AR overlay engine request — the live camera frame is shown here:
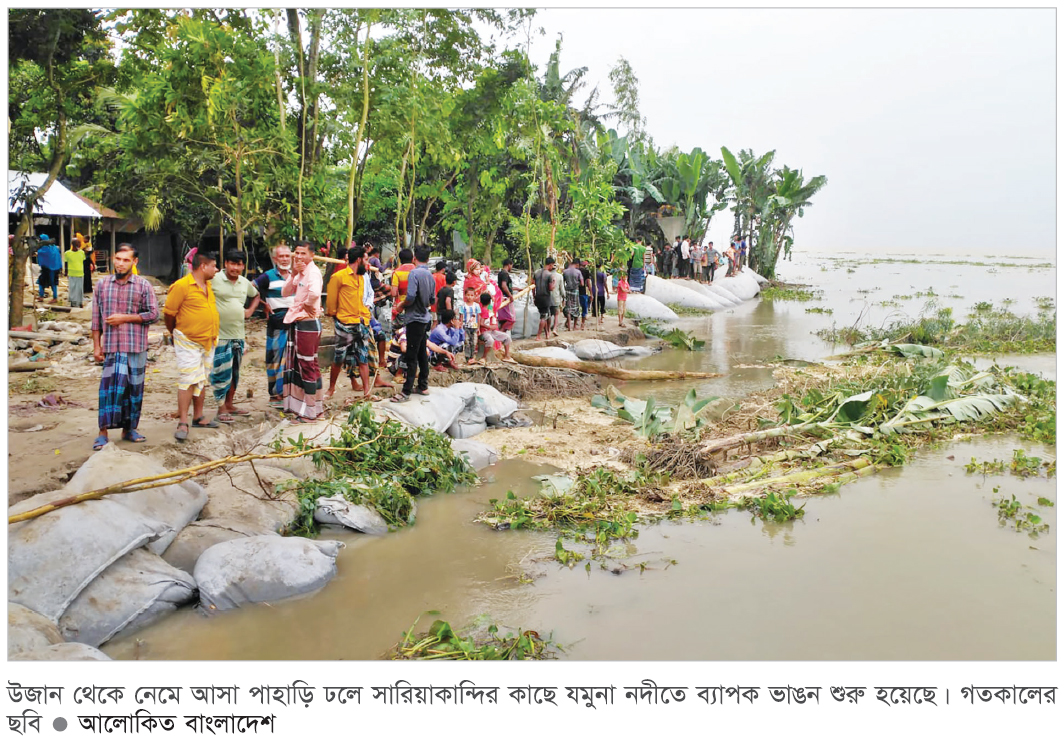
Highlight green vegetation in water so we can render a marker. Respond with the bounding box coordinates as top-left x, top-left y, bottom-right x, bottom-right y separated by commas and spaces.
816, 302, 1055, 354
593, 385, 716, 438
639, 321, 706, 350
964, 449, 1055, 479
737, 489, 806, 522
389, 614, 557, 660
993, 495, 1051, 538
278, 405, 476, 537
665, 303, 712, 317
759, 284, 823, 302
805, 307, 833, 315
